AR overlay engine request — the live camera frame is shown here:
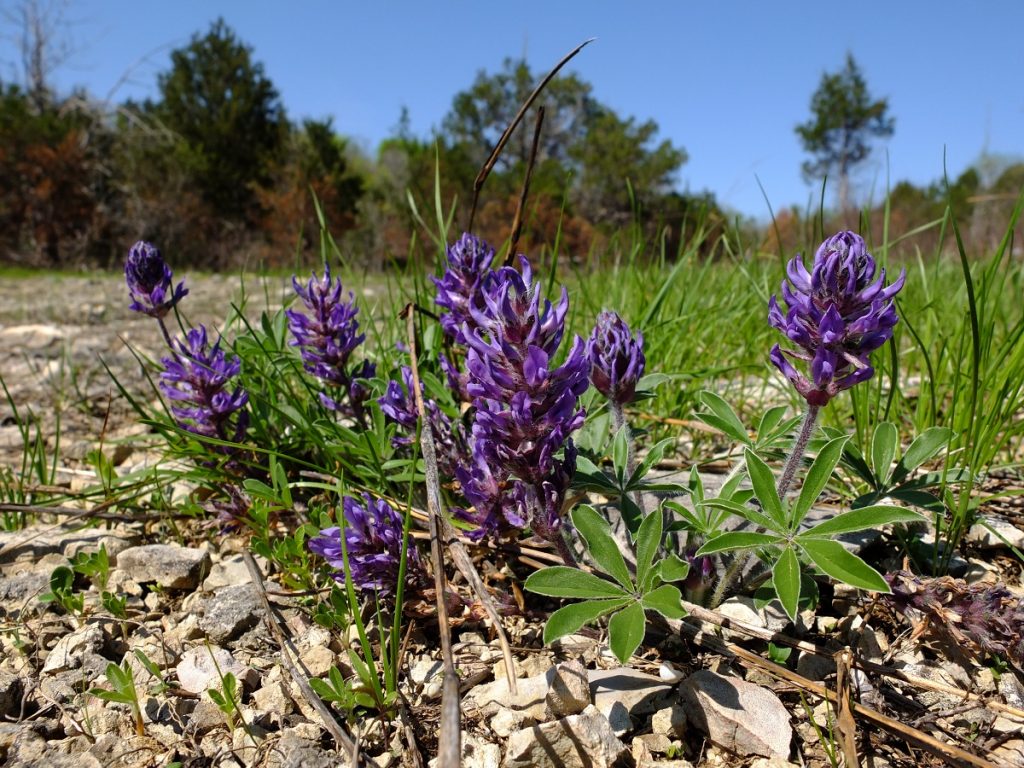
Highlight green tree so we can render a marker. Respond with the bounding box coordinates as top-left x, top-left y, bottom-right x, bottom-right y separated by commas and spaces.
796, 53, 894, 215
151, 18, 287, 222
